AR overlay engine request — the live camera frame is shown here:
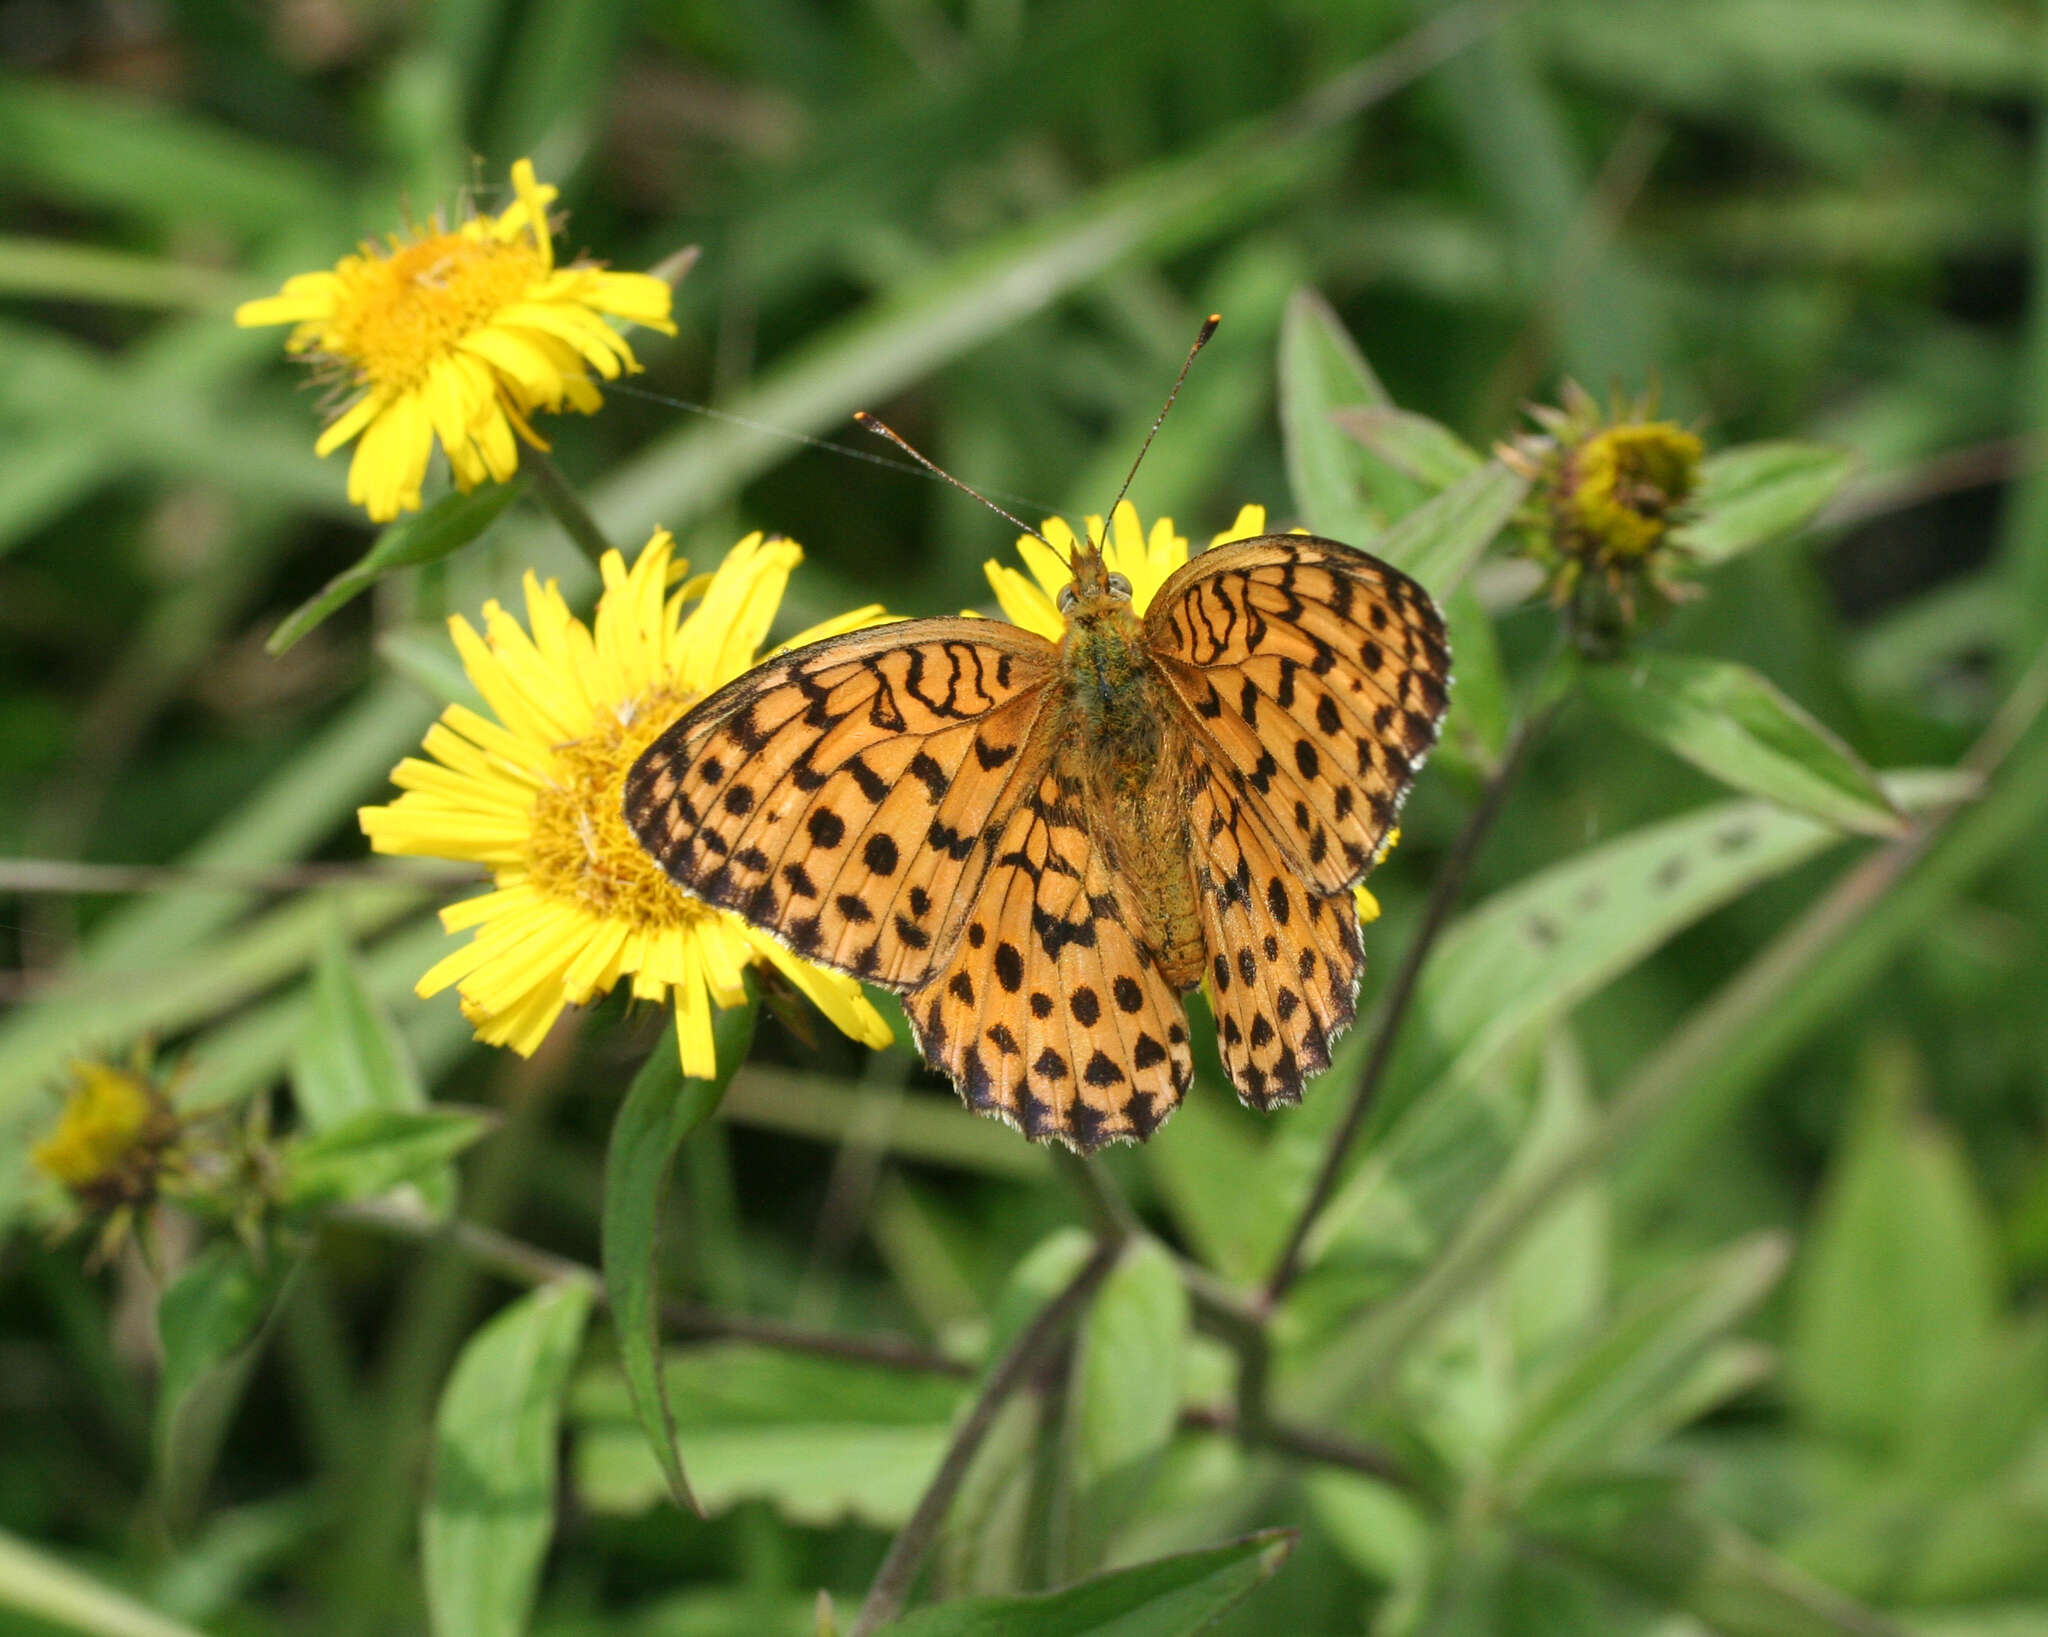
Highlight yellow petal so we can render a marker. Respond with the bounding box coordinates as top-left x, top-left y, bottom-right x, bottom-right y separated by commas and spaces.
983, 562, 1064, 640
